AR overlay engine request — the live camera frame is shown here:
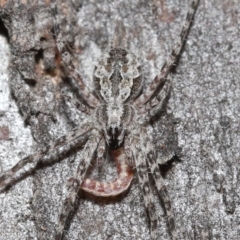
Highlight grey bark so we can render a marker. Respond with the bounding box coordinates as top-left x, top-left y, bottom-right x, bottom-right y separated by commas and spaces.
0, 0, 239, 239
